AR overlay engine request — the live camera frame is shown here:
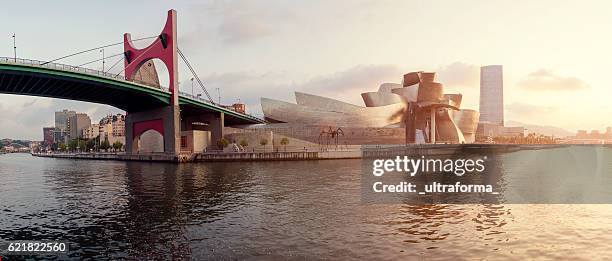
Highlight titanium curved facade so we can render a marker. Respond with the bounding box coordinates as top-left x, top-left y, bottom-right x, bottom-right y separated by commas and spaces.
361, 83, 403, 107
295, 92, 361, 112
255, 70, 480, 145
438, 109, 466, 143
453, 109, 480, 143
261, 95, 403, 128
238, 123, 406, 145
390, 85, 419, 103
363, 71, 477, 144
